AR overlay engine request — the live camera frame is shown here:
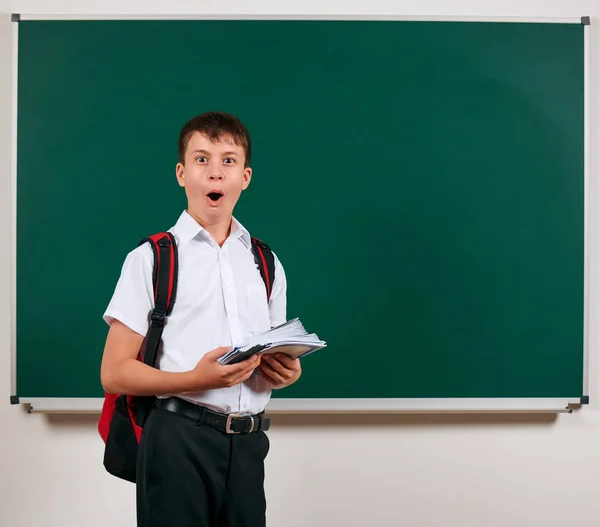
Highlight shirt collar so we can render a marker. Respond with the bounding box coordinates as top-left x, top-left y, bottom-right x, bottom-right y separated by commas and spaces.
230, 216, 252, 248
171, 210, 251, 248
